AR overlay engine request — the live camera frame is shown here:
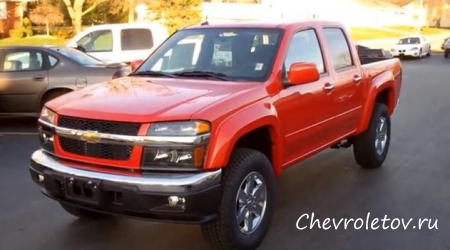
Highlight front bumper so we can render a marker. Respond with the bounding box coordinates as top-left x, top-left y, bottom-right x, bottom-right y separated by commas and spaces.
29, 149, 222, 223
391, 50, 420, 57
